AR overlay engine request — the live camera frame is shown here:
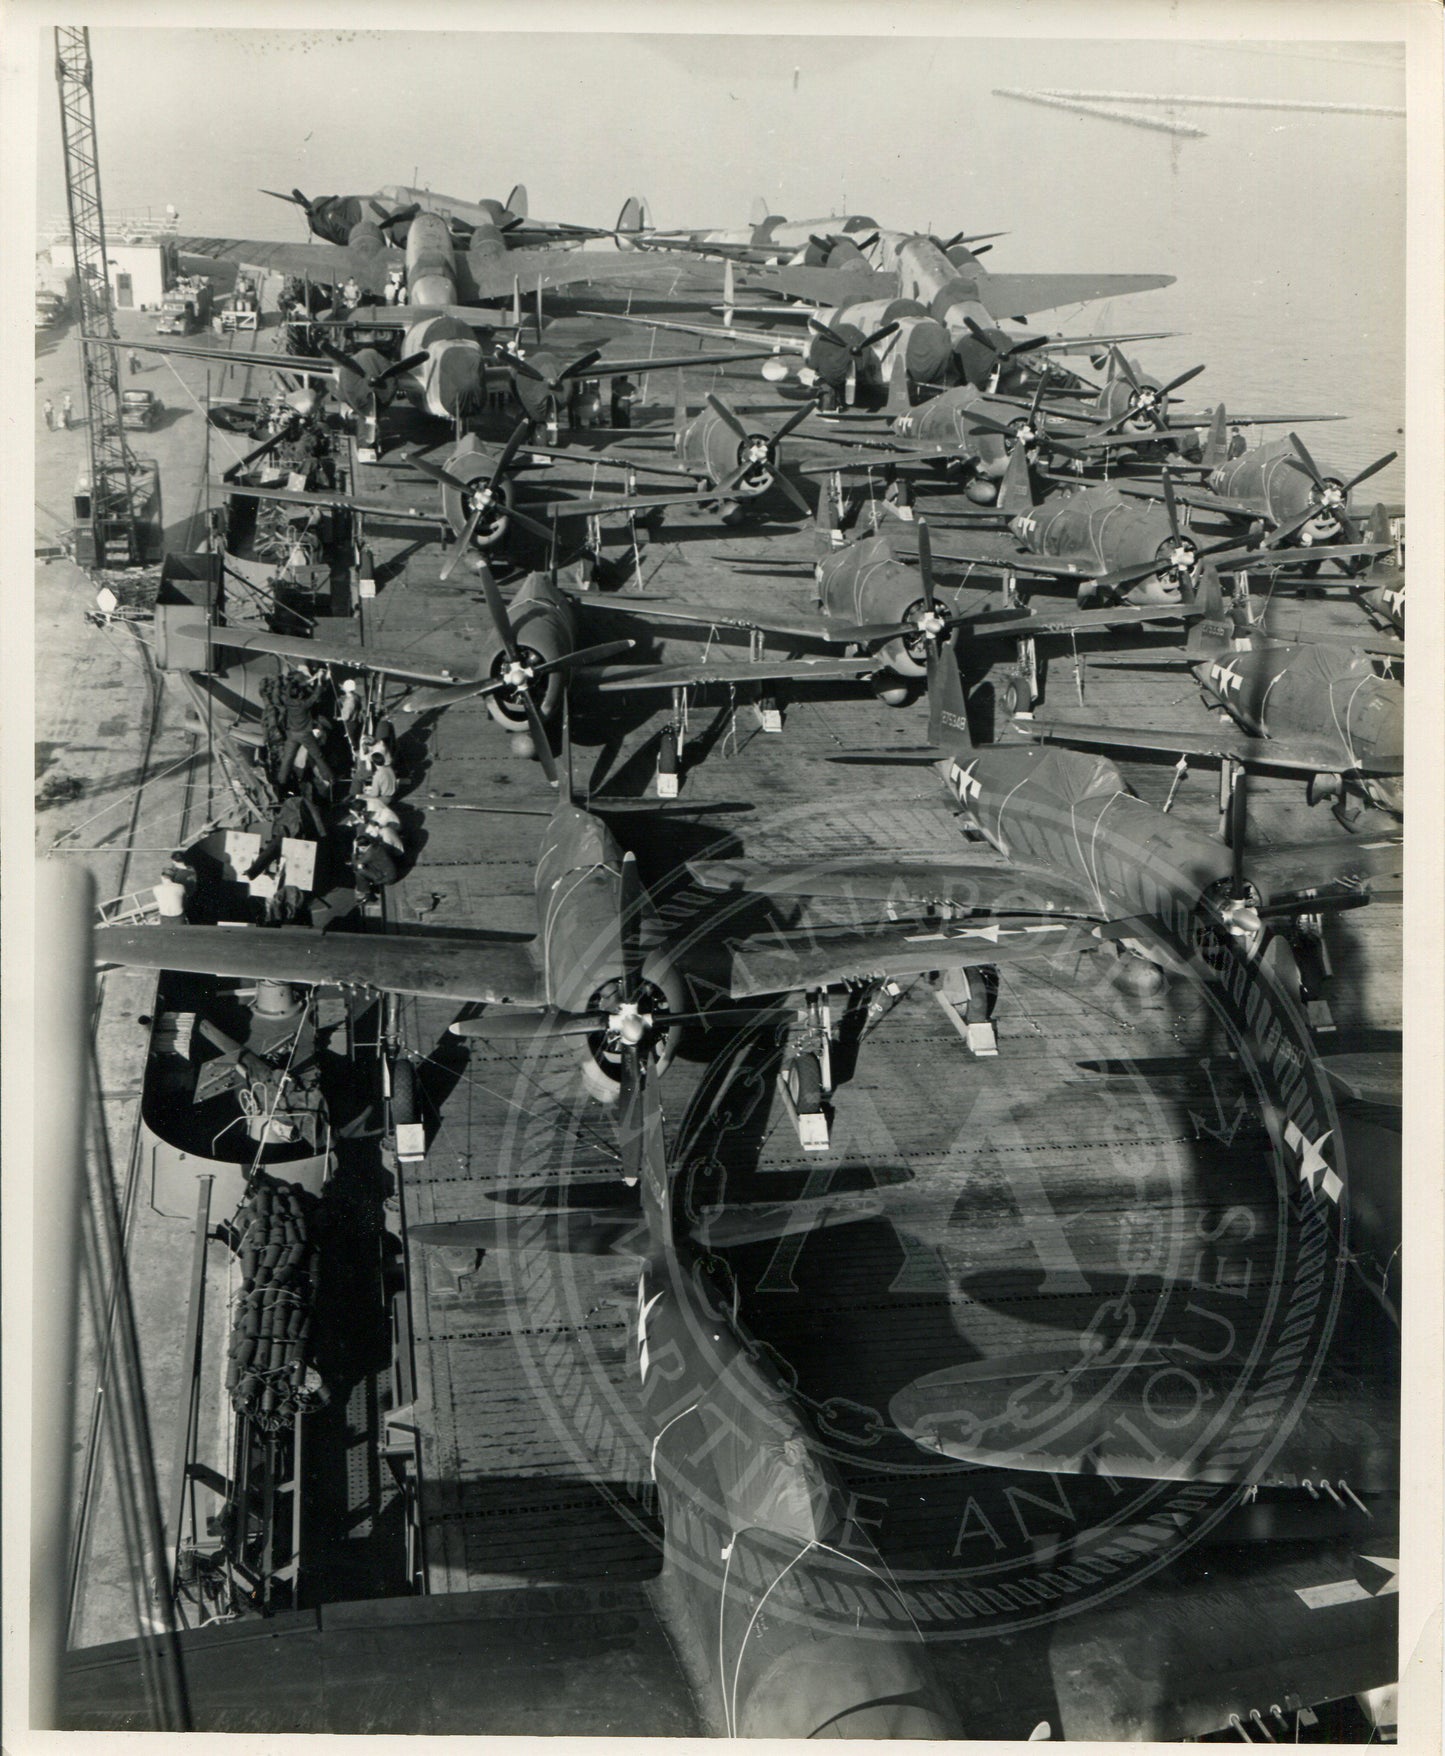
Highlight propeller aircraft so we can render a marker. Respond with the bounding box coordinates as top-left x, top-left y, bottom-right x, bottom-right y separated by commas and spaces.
1146, 426, 1399, 561
809, 625, 1399, 1005
182, 559, 883, 771
582, 378, 896, 524
1010, 570, 1405, 819
752, 230, 1175, 335
945, 449, 1390, 607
